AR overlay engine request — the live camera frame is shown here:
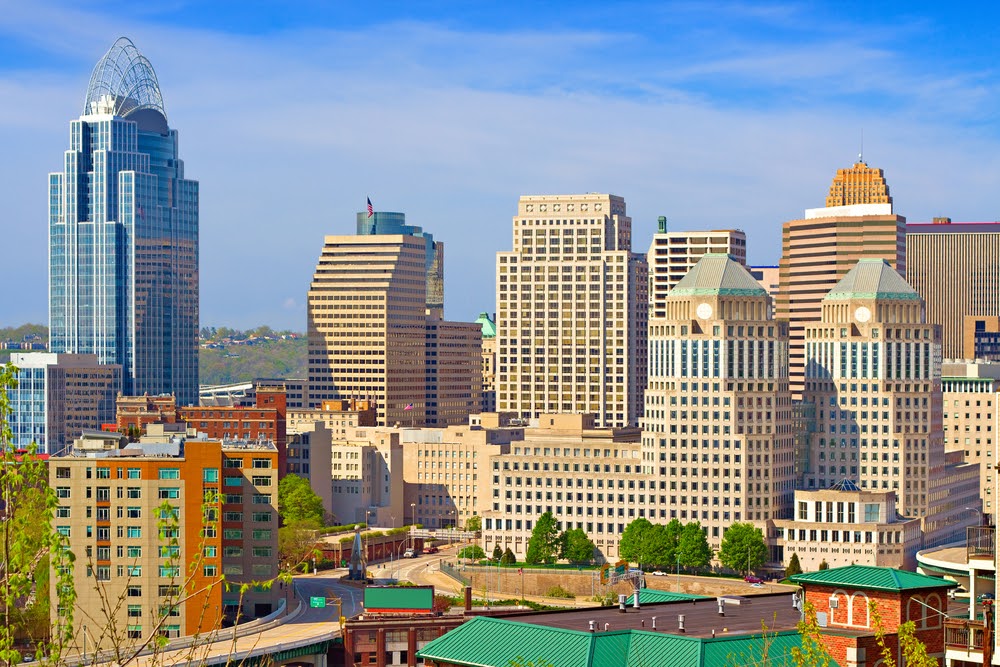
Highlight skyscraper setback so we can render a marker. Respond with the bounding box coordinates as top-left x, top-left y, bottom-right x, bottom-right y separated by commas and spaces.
48, 38, 199, 406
